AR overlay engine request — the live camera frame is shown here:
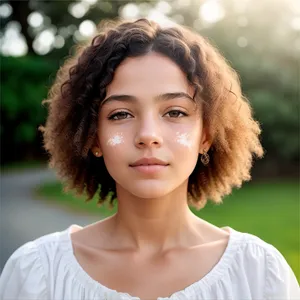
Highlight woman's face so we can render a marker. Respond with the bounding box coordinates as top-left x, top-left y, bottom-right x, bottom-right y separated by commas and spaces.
97, 52, 206, 199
